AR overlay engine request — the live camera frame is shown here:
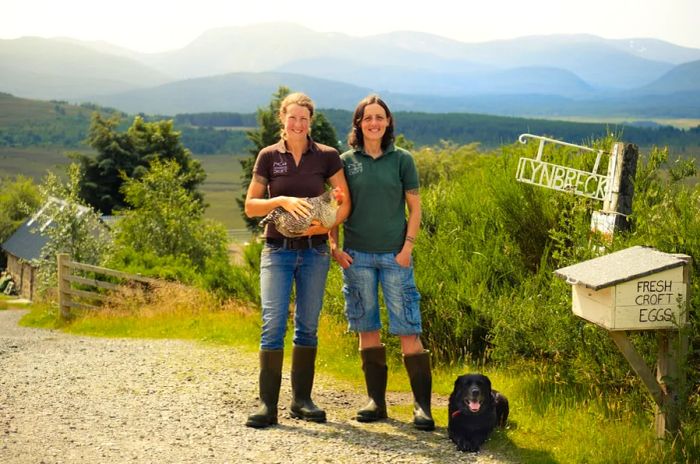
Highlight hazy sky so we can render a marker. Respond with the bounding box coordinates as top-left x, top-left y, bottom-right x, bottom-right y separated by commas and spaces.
4, 0, 699, 53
